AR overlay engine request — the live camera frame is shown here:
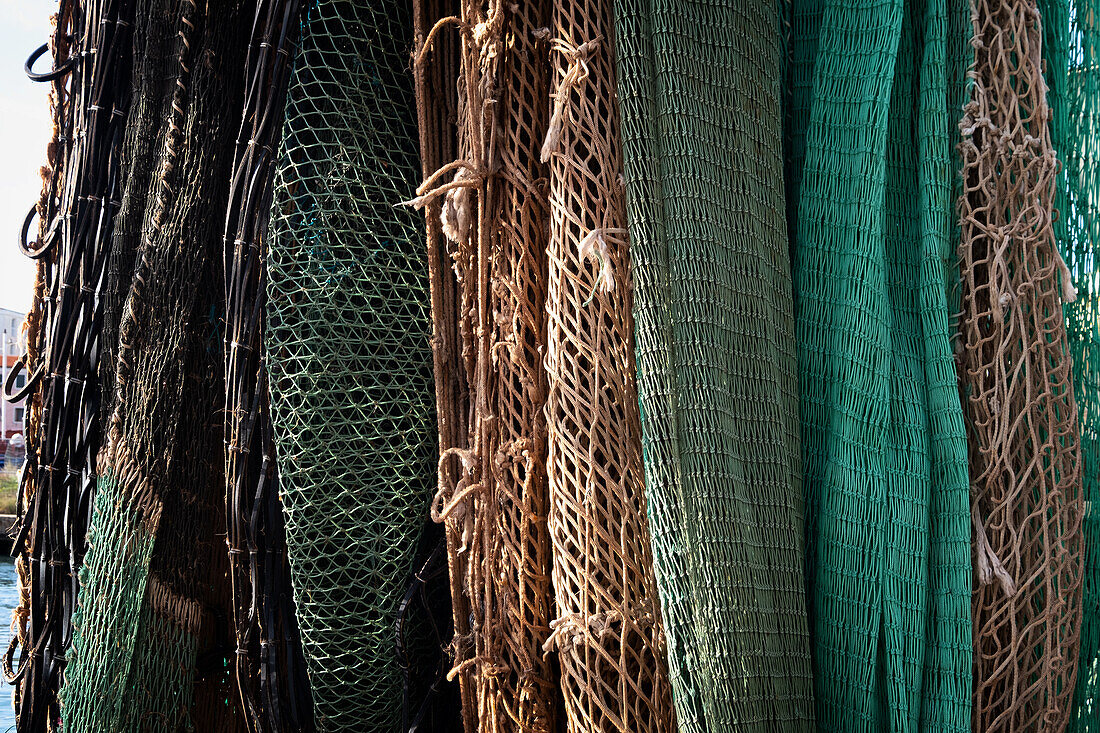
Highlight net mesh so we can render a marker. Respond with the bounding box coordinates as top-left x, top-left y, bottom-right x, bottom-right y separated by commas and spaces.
611, 0, 815, 729
61, 2, 251, 730
264, 0, 437, 728
960, 0, 1085, 729
541, 0, 675, 730
1040, 0, 1100, 726
787, 0, 974, 728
